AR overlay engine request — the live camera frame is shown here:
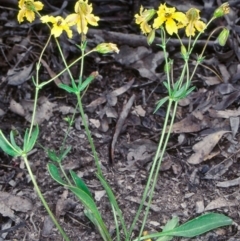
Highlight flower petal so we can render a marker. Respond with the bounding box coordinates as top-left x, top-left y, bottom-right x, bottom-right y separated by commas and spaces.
34, 1, 44, 11
41, 15, 56, 23
153, 15, 165, 29
86, 14, 99, 26
165, 18, 177, 35
186, 22, 196, 36
194, 20, 206, 32
172, 12, 188, 25
26, 10, 35, 22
